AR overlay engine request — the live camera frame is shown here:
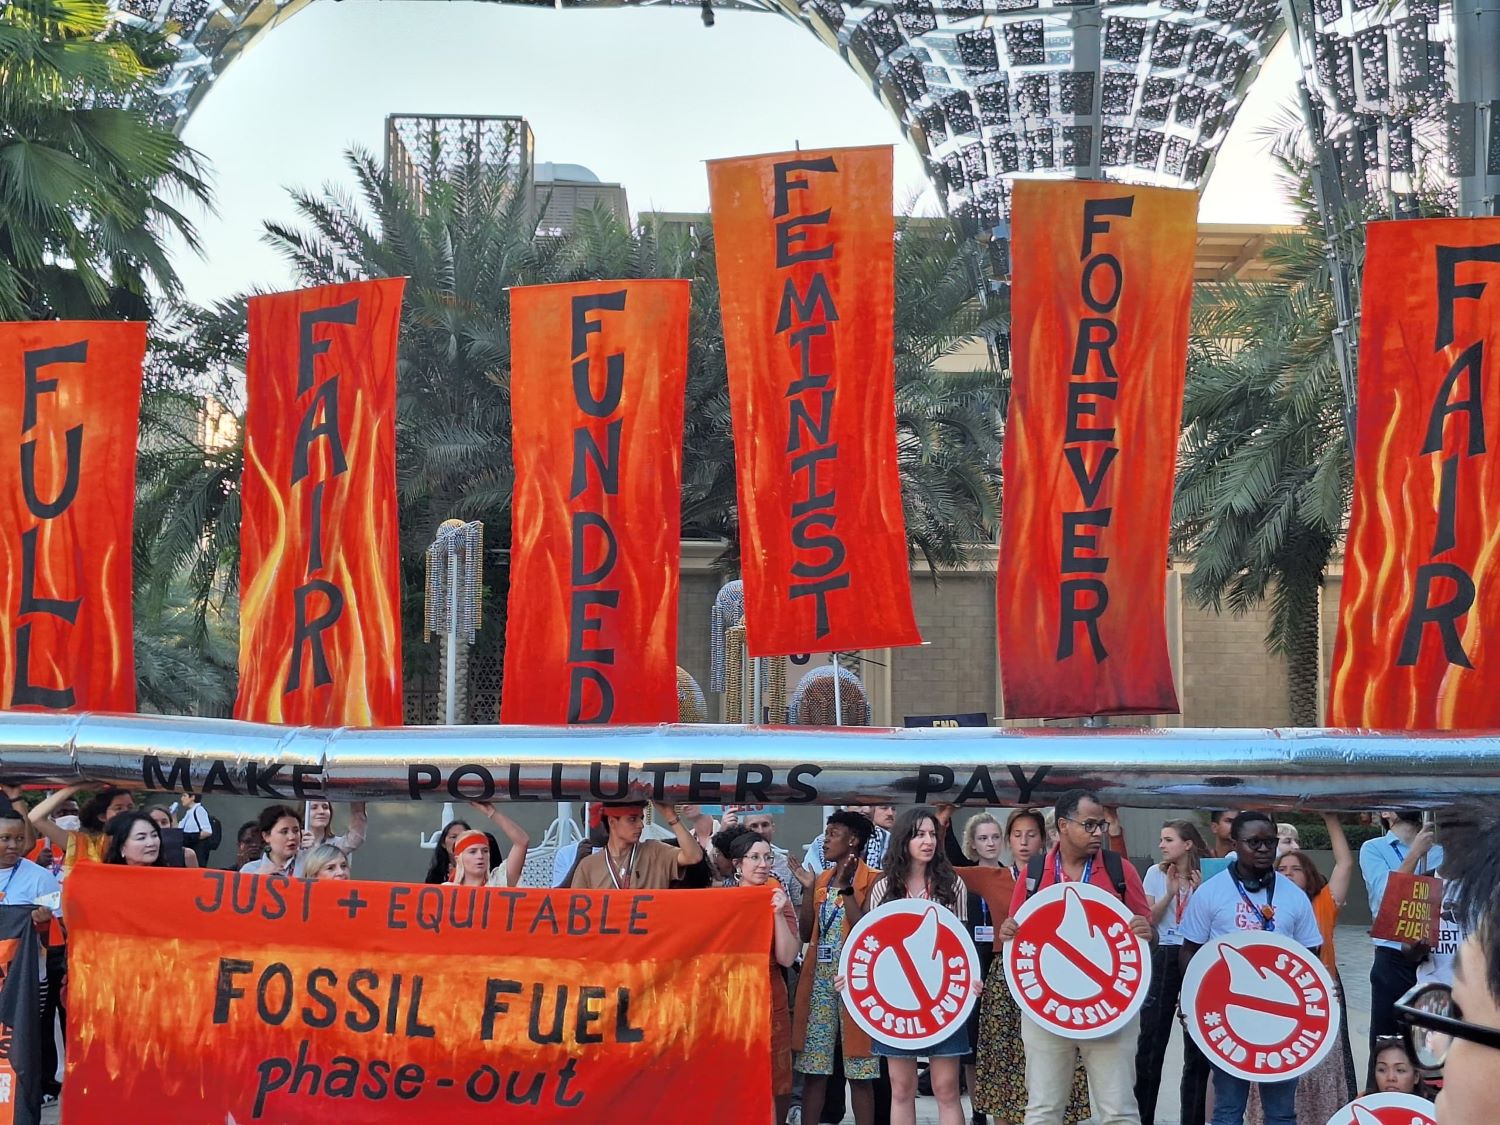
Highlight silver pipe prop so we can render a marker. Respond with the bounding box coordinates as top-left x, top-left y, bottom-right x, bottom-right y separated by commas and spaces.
0, 712, 1497, 811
